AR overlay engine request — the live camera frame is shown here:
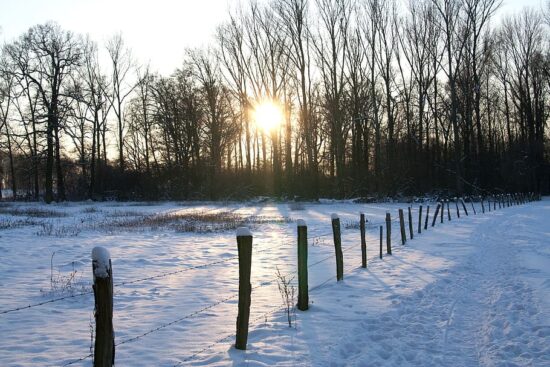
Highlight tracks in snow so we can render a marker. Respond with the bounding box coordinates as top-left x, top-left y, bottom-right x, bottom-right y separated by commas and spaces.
332, 209, 549, 367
